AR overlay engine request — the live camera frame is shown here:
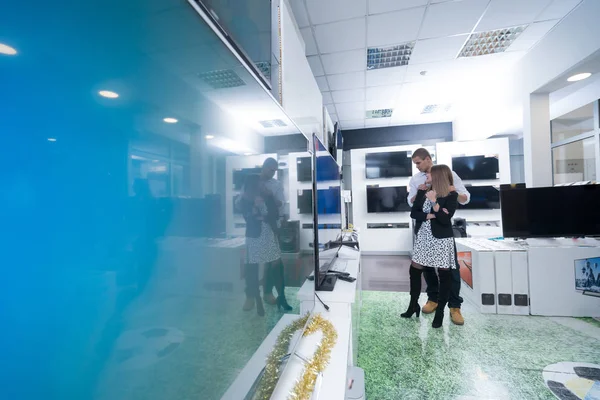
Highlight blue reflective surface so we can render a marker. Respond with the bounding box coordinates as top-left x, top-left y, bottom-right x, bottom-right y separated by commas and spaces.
0, 2, 310, 399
